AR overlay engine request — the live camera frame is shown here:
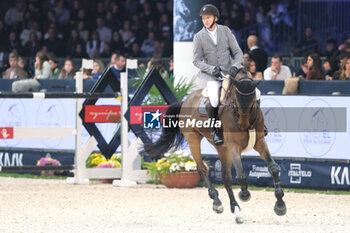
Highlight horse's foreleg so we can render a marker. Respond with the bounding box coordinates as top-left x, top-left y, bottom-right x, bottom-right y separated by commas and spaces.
217, 147, 243, 223
254, 138, 287, 216
183, 131, 223, 214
